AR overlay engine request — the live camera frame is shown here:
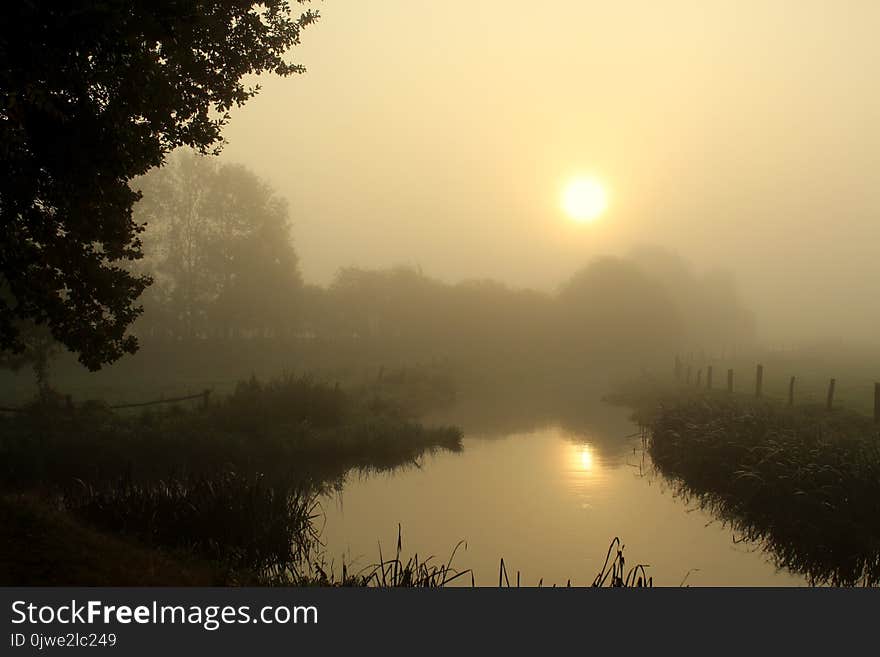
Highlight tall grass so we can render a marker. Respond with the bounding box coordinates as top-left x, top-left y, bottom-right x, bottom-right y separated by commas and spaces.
497, 537, 652, 587
289, 526, 652, 588
62, 472, 319, 579
632, 388, 880, 585
291, 525, 474, 587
